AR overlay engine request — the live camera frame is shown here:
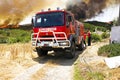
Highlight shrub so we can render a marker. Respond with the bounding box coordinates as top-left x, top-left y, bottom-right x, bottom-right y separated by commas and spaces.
73, 62, 104, 80
0, 36, 7, 43
84, 23, 95, 32
101, 32, 110, 39
0, 29, 31, 43
97, 26, 107, 32
74, 64, 83, 80
98, 44, 120, 57
84, 23, 107, 32
8, 29, 31, 43
91, 33, 102, 42
7, 37, 17, 43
